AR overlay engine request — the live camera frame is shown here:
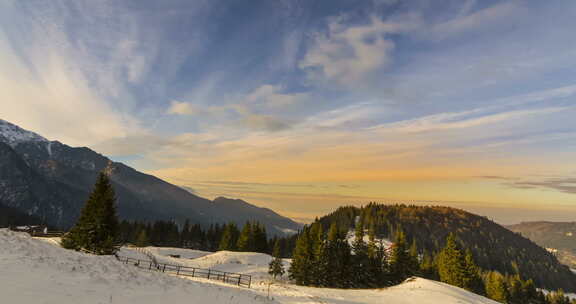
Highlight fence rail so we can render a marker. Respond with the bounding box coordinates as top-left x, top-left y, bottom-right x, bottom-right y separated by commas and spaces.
32, 231, 66, 237
115, 255, 252, 288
